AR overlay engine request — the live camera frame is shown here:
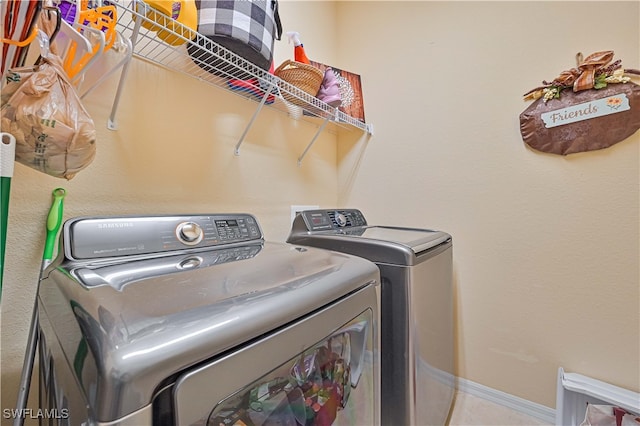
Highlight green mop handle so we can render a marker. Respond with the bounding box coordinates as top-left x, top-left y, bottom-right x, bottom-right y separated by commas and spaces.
0, 176, 10, 290
43, 188, 66, 262
14, 188, 66, 426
